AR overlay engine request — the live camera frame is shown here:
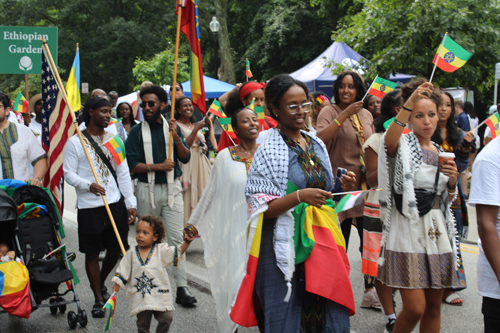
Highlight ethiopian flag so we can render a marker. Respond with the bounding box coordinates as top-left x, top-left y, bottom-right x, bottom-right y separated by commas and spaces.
208, 100, 226, 118
104, 295, 117, 331
367, 77, 397, 99
433, 35, 472, 73
246, 59, 253, 78
108, 118, 122, 126
104, 135, 126, 165
254, 105, 268, 131
485, 113, 500, 139
66, 48, 81, 112
13, 92, 29, 114
0, 261, 31, 318
218, 118, 237, 139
